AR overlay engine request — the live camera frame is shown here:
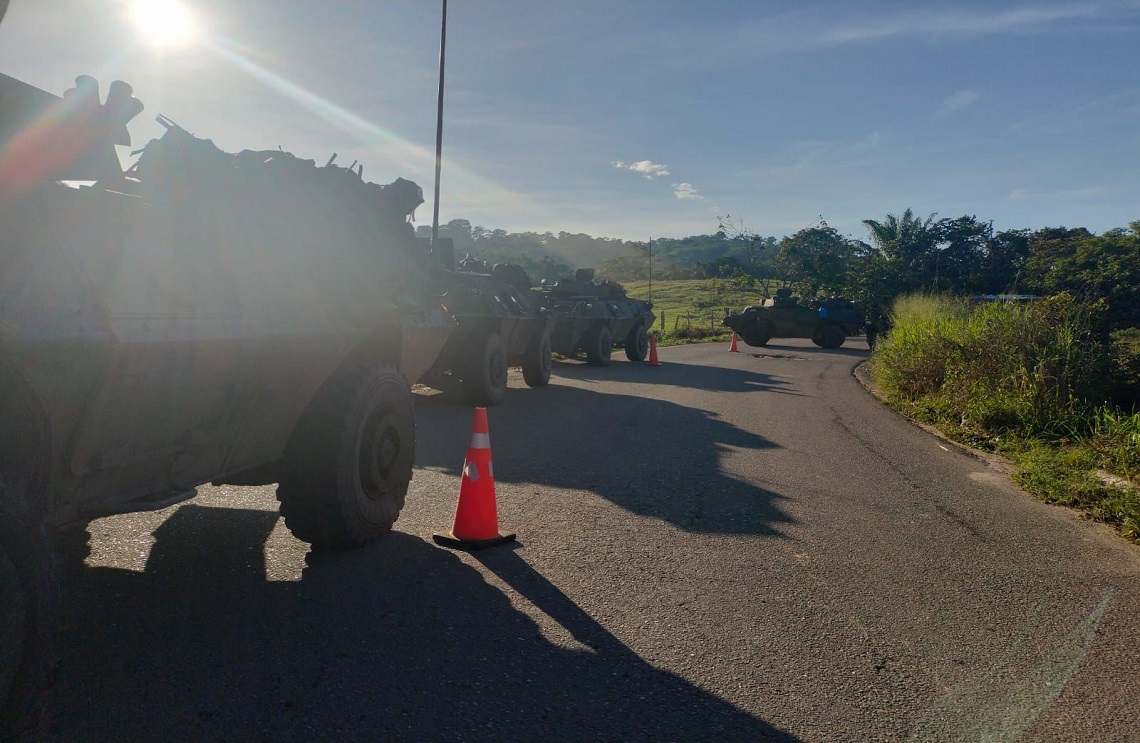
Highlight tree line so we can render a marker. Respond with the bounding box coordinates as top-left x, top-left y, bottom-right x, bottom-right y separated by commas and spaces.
605, 211, 1140, 330
415, 219, 633, 284
748, 211, 1137, 329
419, 213, 1139, 330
